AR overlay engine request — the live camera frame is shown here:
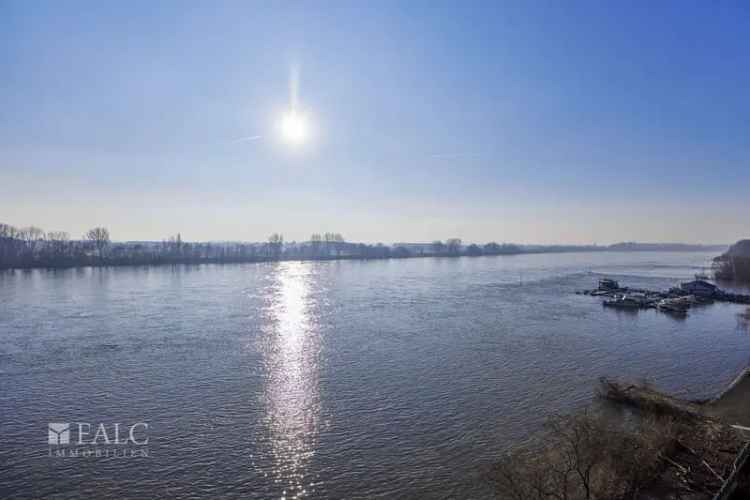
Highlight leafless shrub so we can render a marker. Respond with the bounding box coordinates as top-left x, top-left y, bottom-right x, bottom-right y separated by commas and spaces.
85, 227, 110, 259
491, 410, 679, 500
